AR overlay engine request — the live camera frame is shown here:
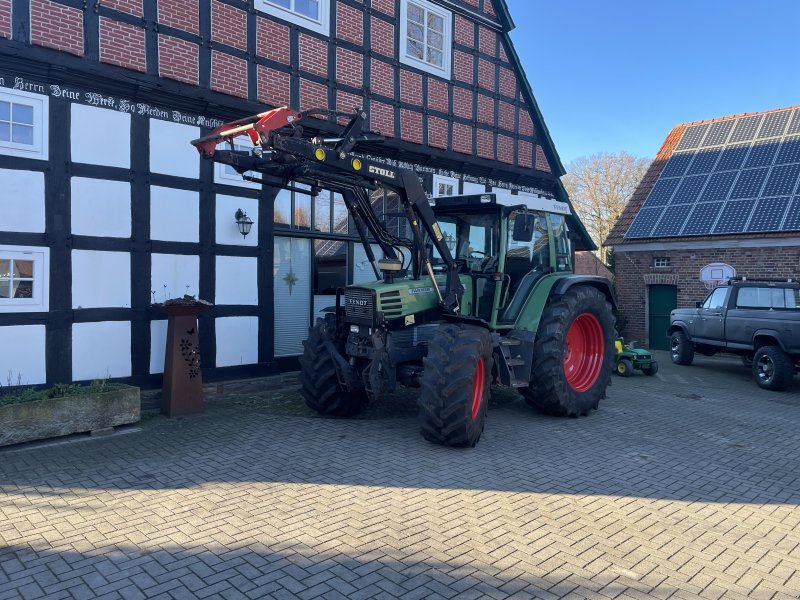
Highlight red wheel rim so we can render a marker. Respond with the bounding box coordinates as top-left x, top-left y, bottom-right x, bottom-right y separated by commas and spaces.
563, 313, 604, 392
471, 357, 485, 420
